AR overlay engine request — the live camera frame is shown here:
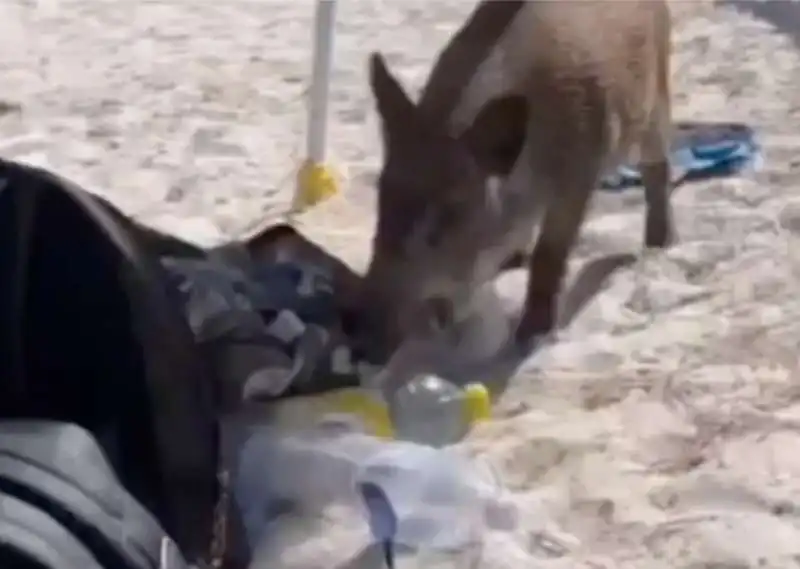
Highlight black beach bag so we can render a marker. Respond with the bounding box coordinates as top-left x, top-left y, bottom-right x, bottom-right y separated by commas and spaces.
0, 158, 219, 562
